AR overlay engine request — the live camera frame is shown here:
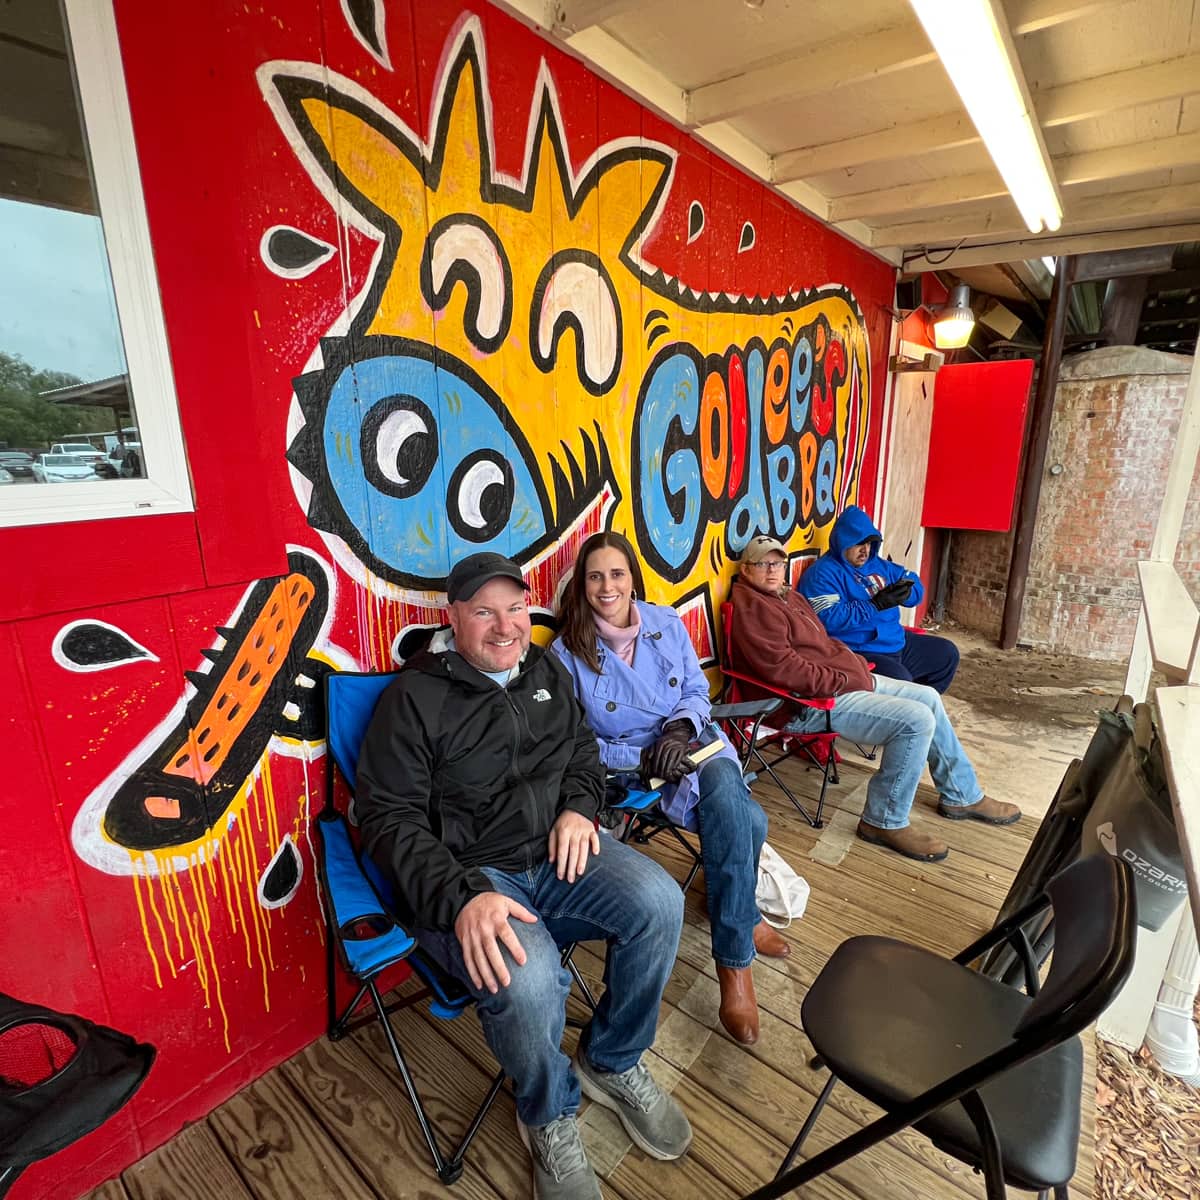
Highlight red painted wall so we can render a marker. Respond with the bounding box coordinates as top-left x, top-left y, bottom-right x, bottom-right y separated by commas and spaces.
0, 4, 895, 1196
